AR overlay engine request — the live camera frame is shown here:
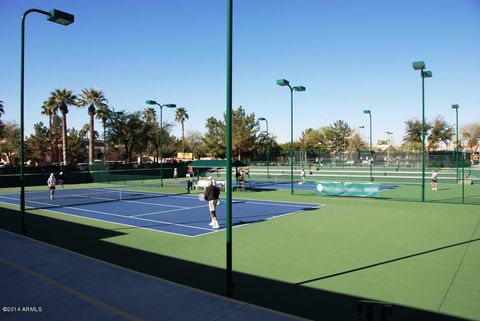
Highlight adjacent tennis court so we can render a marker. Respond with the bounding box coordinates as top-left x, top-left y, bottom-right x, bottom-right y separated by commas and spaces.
0, 186, 321, 237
